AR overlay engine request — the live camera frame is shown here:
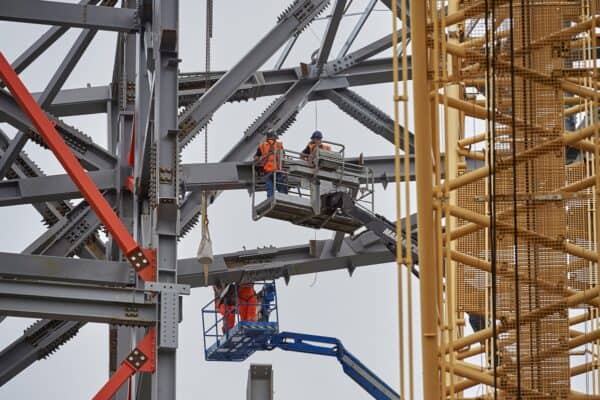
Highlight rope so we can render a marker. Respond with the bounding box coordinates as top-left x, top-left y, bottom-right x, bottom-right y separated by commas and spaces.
201, 0, 214, 285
